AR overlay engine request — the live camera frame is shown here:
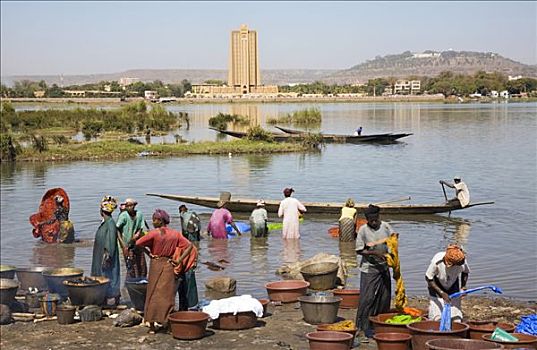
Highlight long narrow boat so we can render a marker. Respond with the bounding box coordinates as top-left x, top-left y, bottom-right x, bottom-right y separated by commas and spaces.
275, 125, 393, 138
146, 193, 494, 215
210, 128, 412, 144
